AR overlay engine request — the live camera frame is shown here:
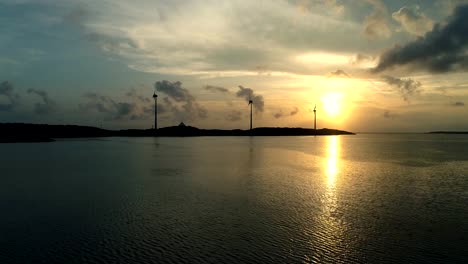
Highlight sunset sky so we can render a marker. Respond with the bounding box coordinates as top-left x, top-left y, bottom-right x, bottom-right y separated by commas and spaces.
1, 0, 467, 132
